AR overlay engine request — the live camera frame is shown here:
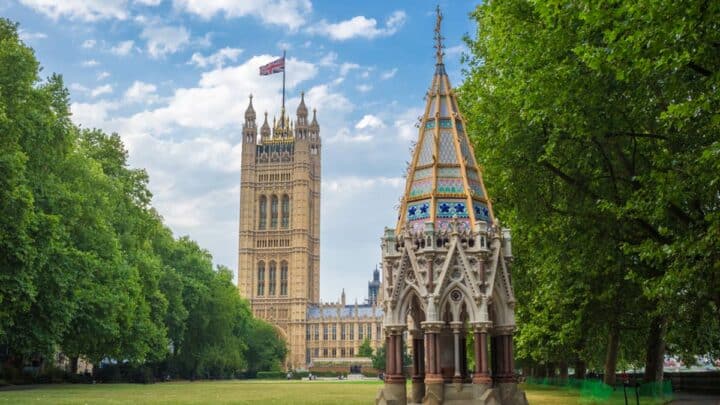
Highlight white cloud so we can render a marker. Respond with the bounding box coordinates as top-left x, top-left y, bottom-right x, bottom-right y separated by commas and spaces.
326, 128, 373, 144
381, 68, 397, 80
355, 114, 384, 130
116, 54, 318, 133
319, 52, 337, 67
81, 59, 100, 67
302, 84, 352, 114
393, 107, 424, 141
339, 62, 359, 76
173, 0, 312, 30
356, 84, 372, 93
135, 0, 162, 5
97, 71, 111, 80
189, 47, 243, 69
445, 44, 467, 57
82, 39, 96, 48
277, 41, 291, 50
71, 100, 119, 128
308, 10, 407, 40
18, 30, 47, 41
141, 25, 190, 58
70, 83, 89, 93
124, 81, 158, 104
91, 84, 113, 98
19, 0, 128, 21
110, 40, 135, 56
